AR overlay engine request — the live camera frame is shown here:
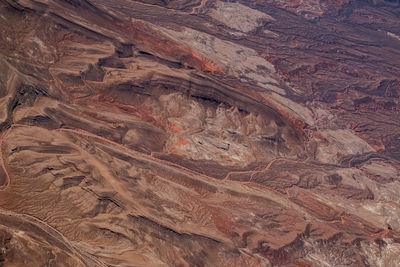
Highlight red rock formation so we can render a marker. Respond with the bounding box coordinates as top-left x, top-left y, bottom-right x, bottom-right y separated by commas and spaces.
0, 0, 400, 266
